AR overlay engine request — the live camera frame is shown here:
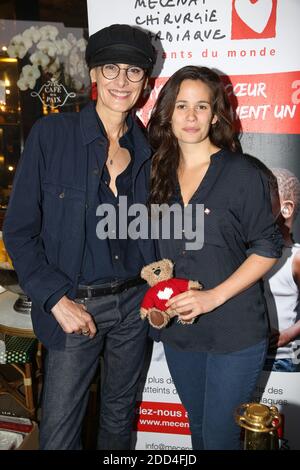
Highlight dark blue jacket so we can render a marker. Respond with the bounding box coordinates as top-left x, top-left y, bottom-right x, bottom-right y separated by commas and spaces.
3, 102, 155, 349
